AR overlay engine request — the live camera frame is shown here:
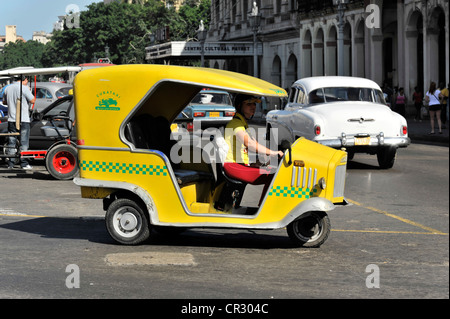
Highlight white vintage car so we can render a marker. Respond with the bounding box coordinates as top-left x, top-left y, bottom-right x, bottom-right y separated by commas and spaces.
266, 76, 410, 168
